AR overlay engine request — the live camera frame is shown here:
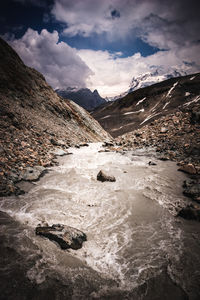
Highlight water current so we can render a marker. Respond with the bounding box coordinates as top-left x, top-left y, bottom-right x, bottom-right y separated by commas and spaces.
1, 143, 200, 299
